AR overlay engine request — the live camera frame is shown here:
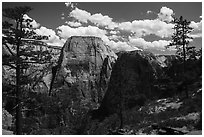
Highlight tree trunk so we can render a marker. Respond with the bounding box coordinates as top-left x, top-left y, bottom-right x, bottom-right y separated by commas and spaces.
16, 56, 22, 134
15, 21, 22, 135
16, 43, 22, 134
119, 79, 123, 129
182, 23, 188, 98
119, 104, 123, 129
